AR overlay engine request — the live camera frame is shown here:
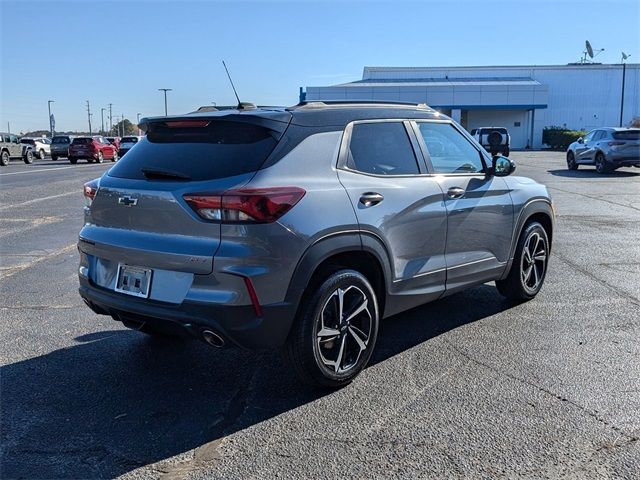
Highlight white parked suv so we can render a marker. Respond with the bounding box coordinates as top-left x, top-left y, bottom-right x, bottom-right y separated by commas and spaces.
470, 127, 510, 157
20, 137, 51, 160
